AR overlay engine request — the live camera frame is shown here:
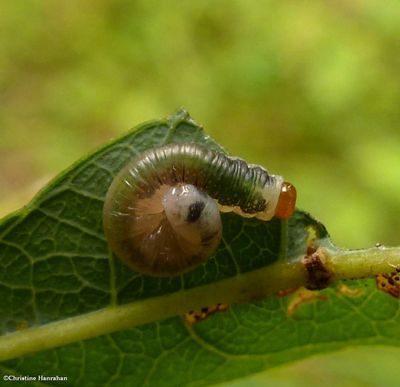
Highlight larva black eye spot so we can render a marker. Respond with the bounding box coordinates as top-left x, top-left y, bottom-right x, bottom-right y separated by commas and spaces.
187, 201, 205, 223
